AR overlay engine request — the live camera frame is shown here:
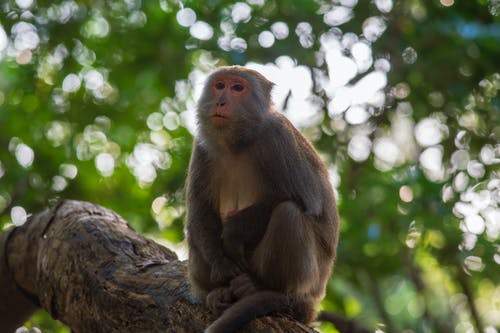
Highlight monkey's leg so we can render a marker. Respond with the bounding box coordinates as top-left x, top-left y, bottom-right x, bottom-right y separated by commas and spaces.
252, 201, 318, 289
207, 201, 320, 332
250, 201, 318, 322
